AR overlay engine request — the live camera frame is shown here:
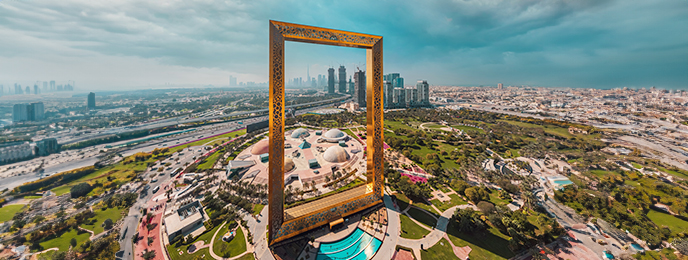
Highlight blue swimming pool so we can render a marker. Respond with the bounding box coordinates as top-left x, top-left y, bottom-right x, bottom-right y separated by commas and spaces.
631, 243, 644, 251
553, 180, 573, 185
317, 228, 382, 260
